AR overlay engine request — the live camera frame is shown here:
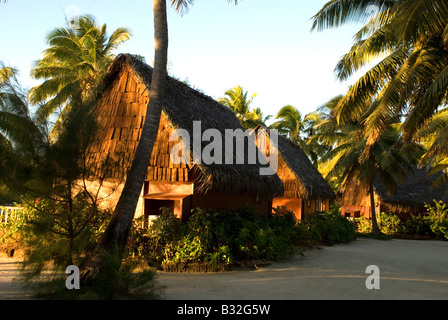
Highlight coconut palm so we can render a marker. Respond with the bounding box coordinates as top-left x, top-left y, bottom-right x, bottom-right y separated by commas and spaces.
321, 121, 423, 235
29, 15, 131, 125
418, 108, 448, 187
312, 0, 448, 161
317, 94, 425, 234
244, 107, 272, 129
270, 105, 323, 163
218, 85, 257, 121
271, 105, 304, 143
0, 65, 44, 158
218, 86, 274, 129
